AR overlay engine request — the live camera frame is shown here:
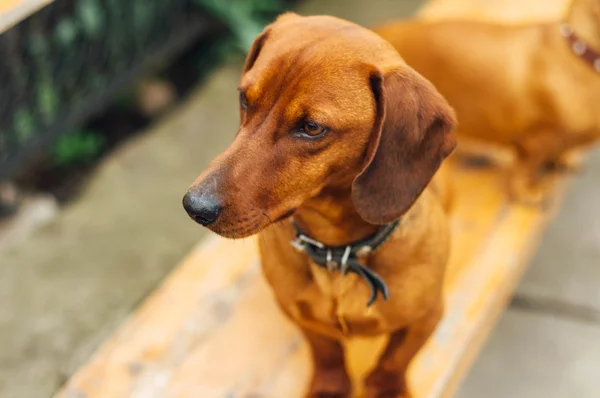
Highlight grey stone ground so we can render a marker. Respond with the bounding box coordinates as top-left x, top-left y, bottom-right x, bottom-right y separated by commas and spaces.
1, 0, 599, 397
